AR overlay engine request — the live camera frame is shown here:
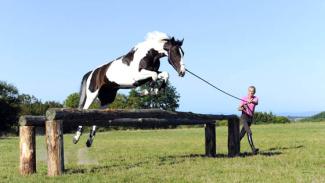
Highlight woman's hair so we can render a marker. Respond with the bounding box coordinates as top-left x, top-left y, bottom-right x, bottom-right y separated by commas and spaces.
249, 86, 256, 93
